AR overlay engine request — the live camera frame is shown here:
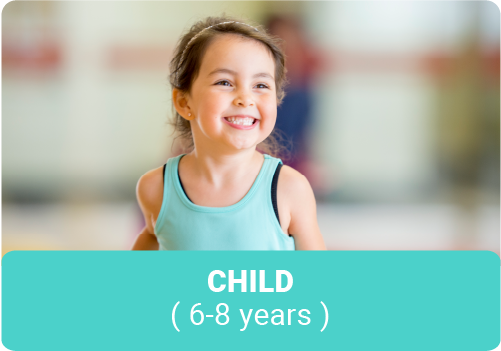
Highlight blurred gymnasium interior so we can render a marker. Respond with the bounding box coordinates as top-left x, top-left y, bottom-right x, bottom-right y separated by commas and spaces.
2, 1, 499, 253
